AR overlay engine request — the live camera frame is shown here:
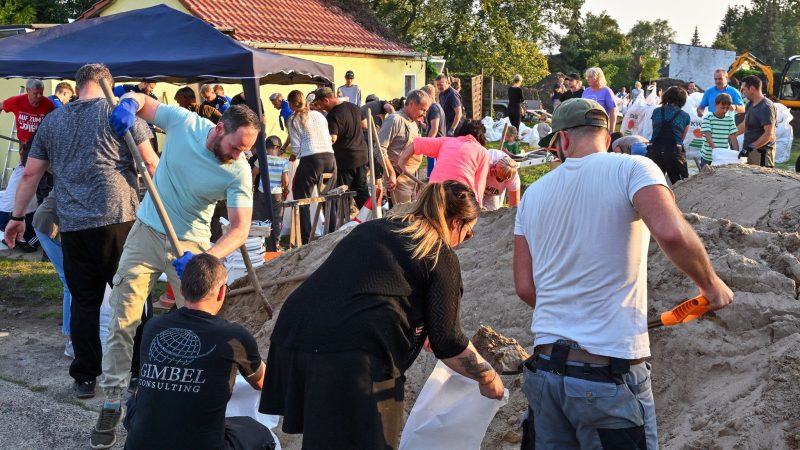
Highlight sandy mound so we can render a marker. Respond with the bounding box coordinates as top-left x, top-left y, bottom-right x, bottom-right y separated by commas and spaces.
674, 165, 800, 234
222, 165, 800, 449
